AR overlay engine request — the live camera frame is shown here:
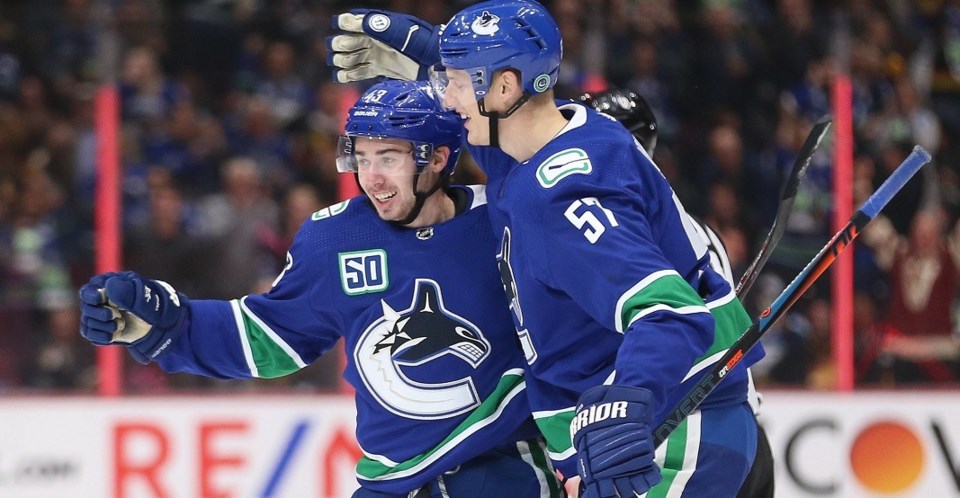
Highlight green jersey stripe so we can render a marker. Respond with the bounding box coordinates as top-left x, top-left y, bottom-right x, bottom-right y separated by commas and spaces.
615, 271, 709, 333
650, 410, 702, 498
532, 406, 576, 461
356, 369, 526, 481
675, 295, 753, 380
235, 297, 307, 378
648, 414, 689, 498
696, 297, 752, 362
